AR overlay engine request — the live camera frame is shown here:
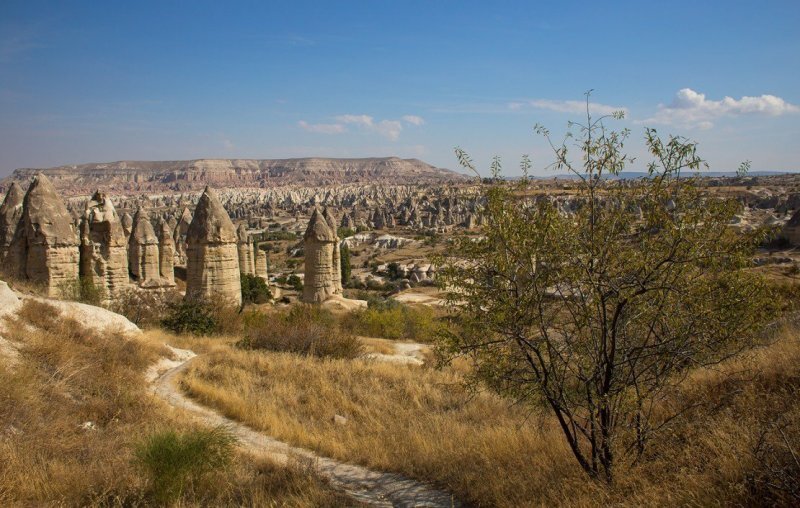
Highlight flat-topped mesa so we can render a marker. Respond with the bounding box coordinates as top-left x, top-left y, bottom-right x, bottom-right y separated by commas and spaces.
8, 174, 79, 296
0, 182, 24, 263
237, 223, 255, 275
185, 186, 242, 305
79, 191, 129, 296
323, 207, 343, 294
158, 221, 176, 284
302, 207, 337, 303
128, 208, 160, 283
